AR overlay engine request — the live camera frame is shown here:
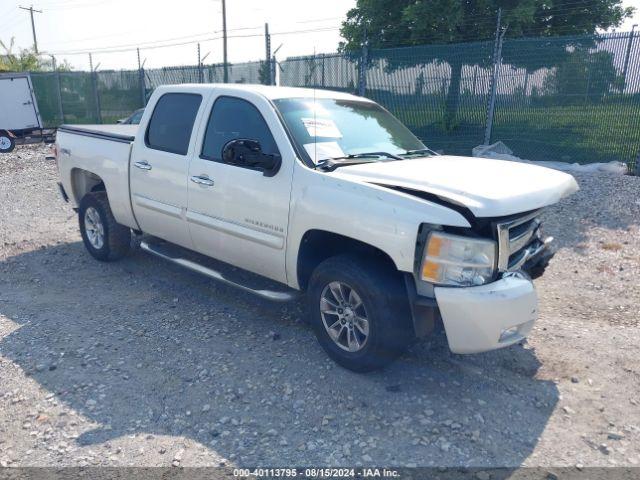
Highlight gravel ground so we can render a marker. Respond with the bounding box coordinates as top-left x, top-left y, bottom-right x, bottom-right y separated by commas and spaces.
0, 144, 638, 468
